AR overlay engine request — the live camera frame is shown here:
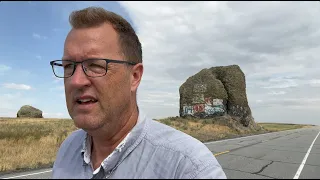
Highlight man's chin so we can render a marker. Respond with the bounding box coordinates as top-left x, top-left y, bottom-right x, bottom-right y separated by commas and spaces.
72, 115, 103, 131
